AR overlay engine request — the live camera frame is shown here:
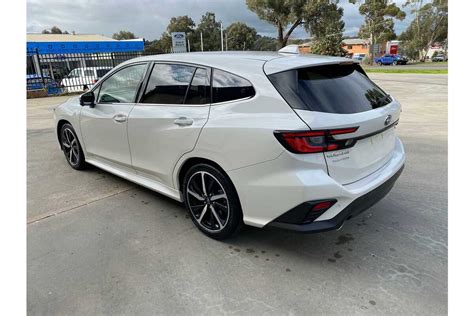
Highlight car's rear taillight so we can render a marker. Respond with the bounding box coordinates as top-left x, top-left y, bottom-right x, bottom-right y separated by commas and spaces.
274, 127, 358, 154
